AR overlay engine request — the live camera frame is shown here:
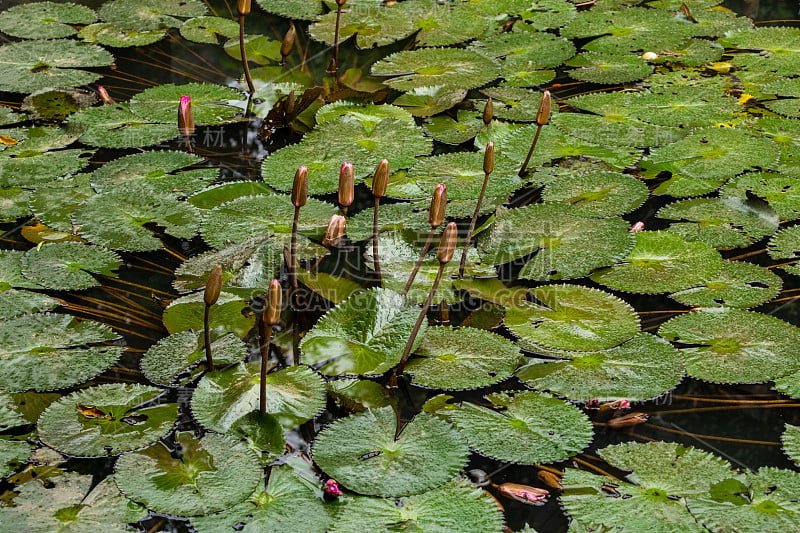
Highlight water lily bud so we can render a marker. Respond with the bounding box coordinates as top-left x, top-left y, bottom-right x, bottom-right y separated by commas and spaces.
599, 398, 630, 413
482, 97, 493, 125
238, 0, 251, 15
336, 0, 347, 5
608, 412, 649, 429
326, 57, 337, 74
264, 279, 282, 326
537, 470, 563, 492
338, 161, 354, 209
428, 183, 447, 228
281, 23, 296, 60
292, 165, 308, 207
483, 142, 495, 175
372, 159, 389, 198
497, 483, 548, 505
324, 479, 343, 497
436, 222, 458, 264
97, 86, 114, 105
629, 221, 645, 232
323, 214, 346, 247
536, 90, 551, 127
204, 264, 223, 306
178, 95, 195, 137
283, 90, 295, 117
